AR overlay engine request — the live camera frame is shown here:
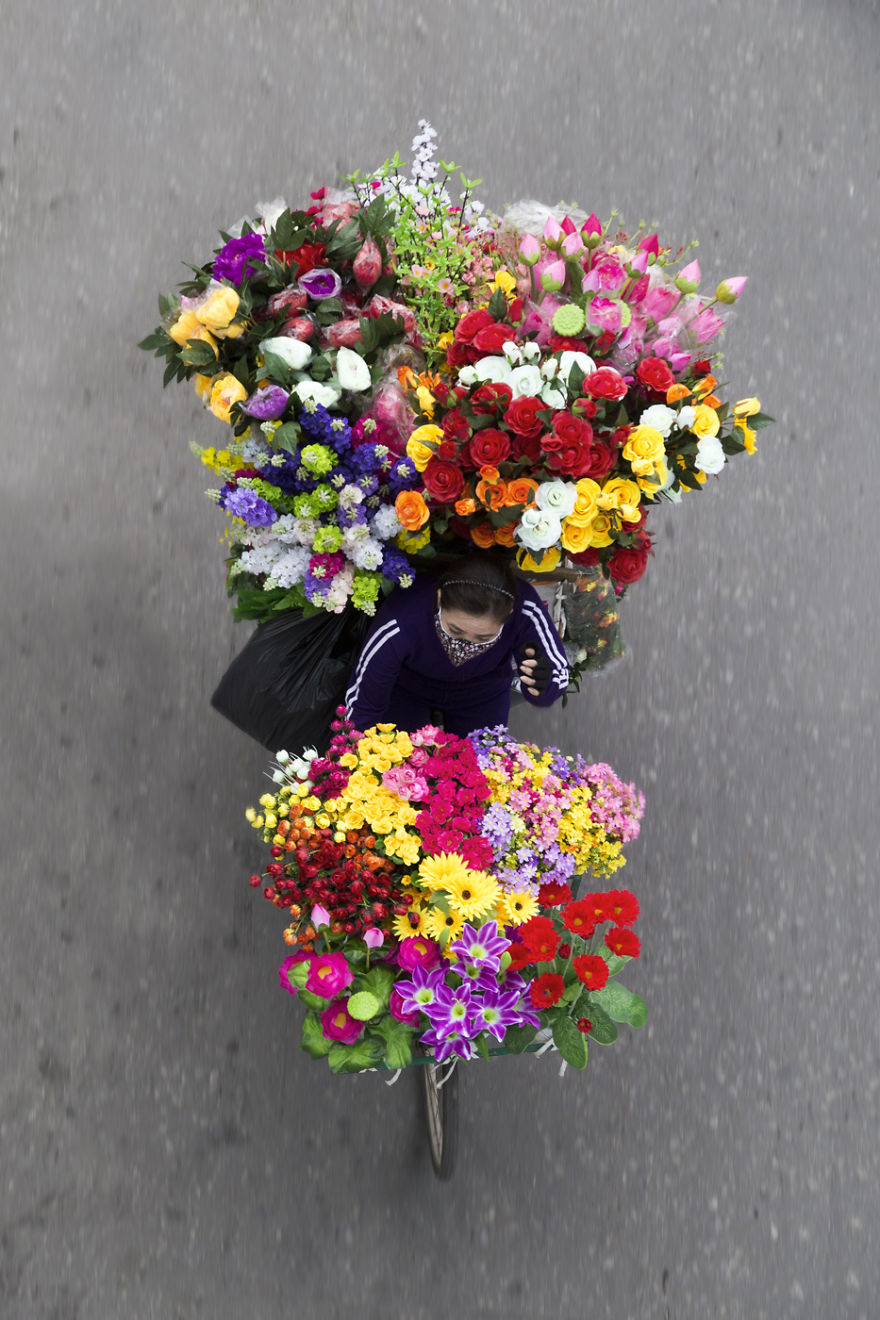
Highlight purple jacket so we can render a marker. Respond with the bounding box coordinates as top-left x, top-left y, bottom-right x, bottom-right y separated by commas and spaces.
345, 576, 569, 730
